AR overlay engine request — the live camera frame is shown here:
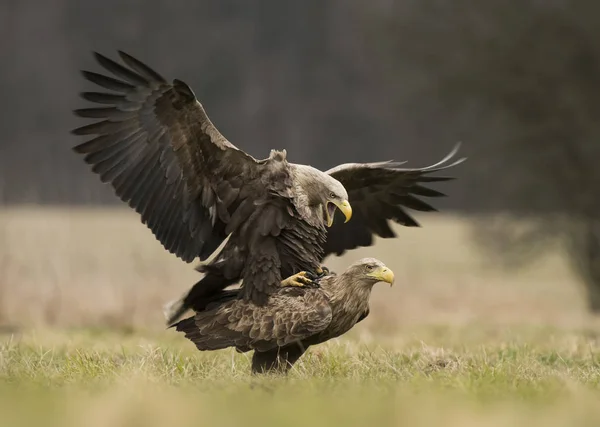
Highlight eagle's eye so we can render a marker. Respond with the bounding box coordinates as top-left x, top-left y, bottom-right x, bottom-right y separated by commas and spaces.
329, 191, 336, 199
365, 264, 374, 271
